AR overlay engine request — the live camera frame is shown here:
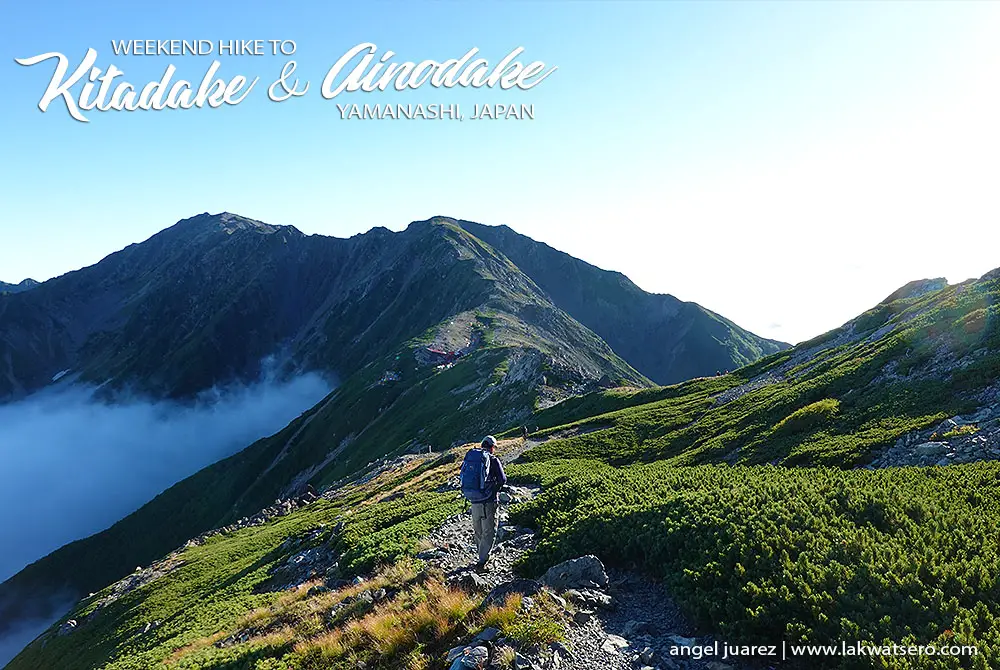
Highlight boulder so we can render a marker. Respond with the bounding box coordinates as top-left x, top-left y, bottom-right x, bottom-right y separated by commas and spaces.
564, 588, 614, 610
541, 555, 609, 591
497, 525, 519, 542
914, 442, 948, 457
475, 626, 500, 642
448, 571, 489, 592
600, 634, 629, 654
306, 584, 330, 597
513, 652, 541, 670
550, 641, 572, 658
447, 644, 491, 669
